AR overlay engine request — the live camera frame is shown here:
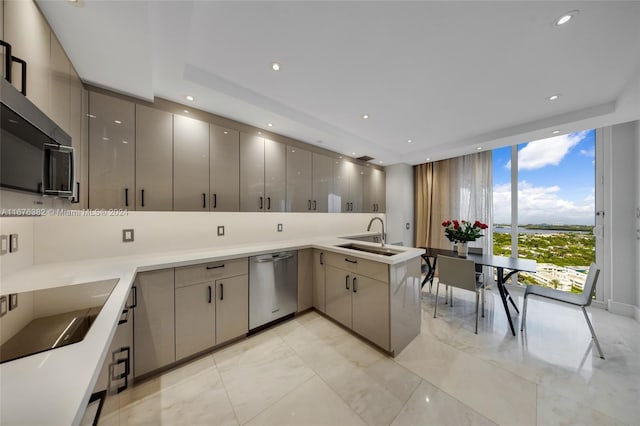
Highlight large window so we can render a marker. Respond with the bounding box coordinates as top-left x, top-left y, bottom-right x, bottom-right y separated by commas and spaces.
492, 130, 596, 293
